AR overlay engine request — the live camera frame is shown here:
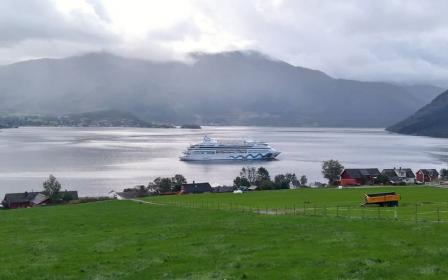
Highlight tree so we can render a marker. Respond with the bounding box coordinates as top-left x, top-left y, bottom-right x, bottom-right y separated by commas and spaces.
259, 179, 275, 190
158, 178, 173, 193
285, 173, 299, 188
256, 167, 270, 183
43, 174, 62, 202
151, 177, 173, 193
172, 174, 187, 192
147, 181, 157, 192
234, 176, 250, 188
274, 174, 290, 189
300, 175, 308, 186
322, 160, 344, 185
240, 166, 257, 185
